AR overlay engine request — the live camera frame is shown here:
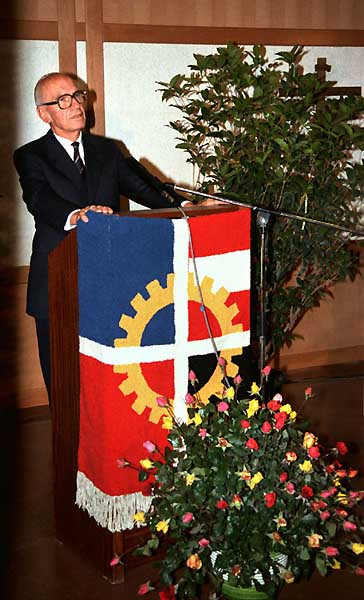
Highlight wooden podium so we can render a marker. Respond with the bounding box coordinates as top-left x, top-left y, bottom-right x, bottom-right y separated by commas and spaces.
48, 205, 236, 583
